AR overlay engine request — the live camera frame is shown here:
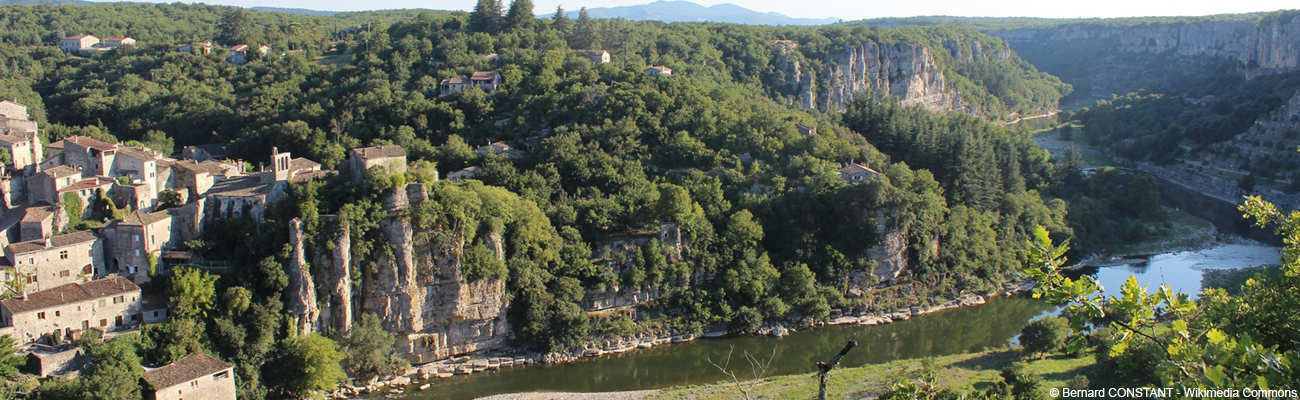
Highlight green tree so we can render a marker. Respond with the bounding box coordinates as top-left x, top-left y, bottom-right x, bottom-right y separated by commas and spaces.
505, 0, 535, 31
266, 334, 346, 397
342, 313, 408, 380
156, 190, 183, 211
552, 5, 571, 32
218, 8, 253, 45
167, 267, 219, 319
1018, 317, 1068, 357
0, 335, 22, 378
571, 7, 597, 49
469, 0, 503, 33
